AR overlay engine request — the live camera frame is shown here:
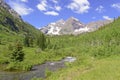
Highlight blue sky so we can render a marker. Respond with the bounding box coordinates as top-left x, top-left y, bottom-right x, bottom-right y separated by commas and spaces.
5, 0, 120, 28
